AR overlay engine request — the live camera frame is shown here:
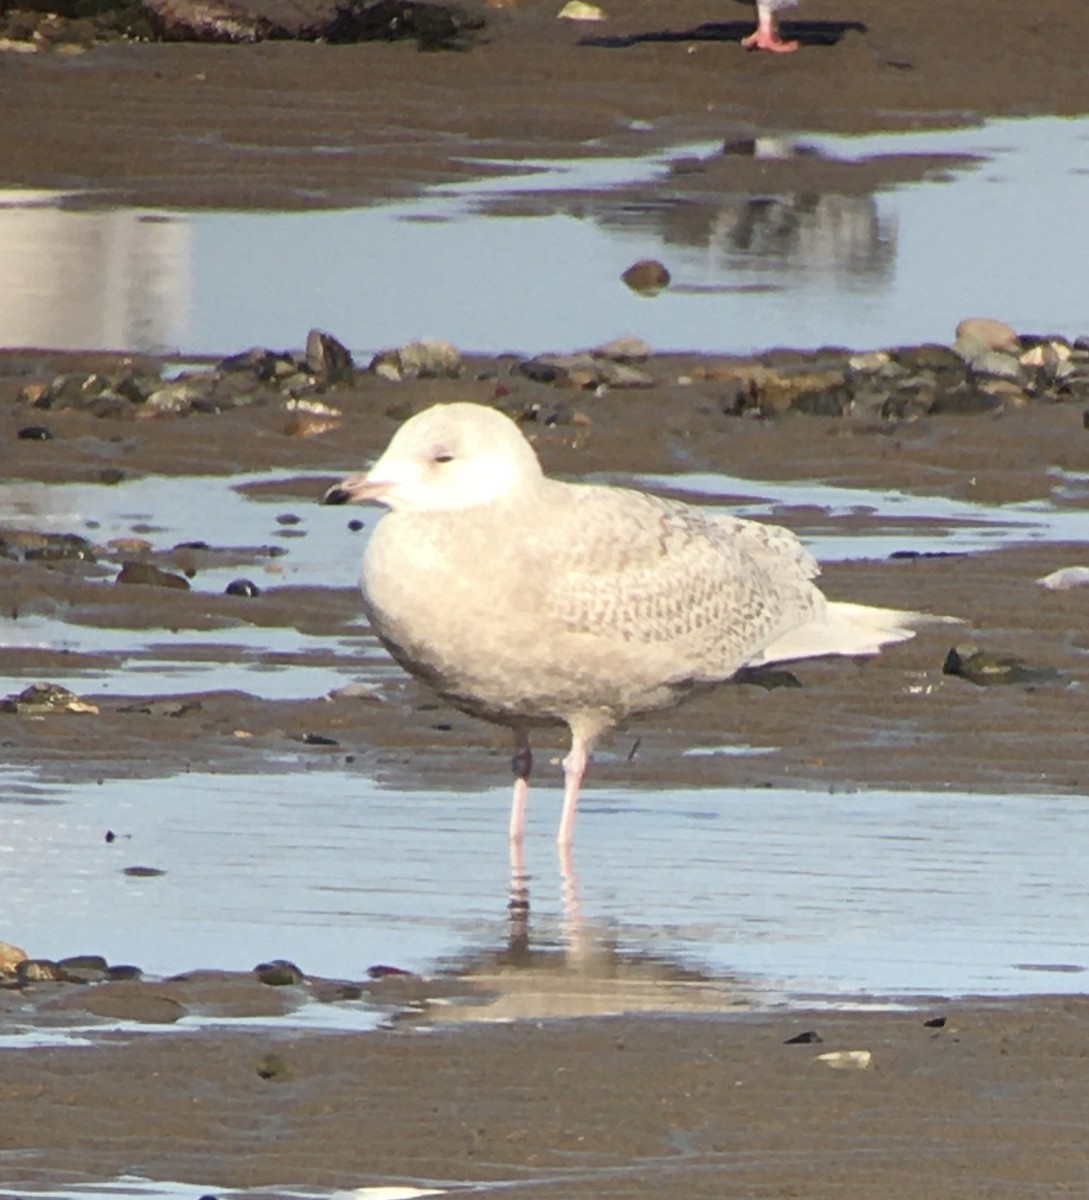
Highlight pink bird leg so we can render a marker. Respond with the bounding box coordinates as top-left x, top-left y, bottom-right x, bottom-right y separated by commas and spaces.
742, 0, 799, 52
